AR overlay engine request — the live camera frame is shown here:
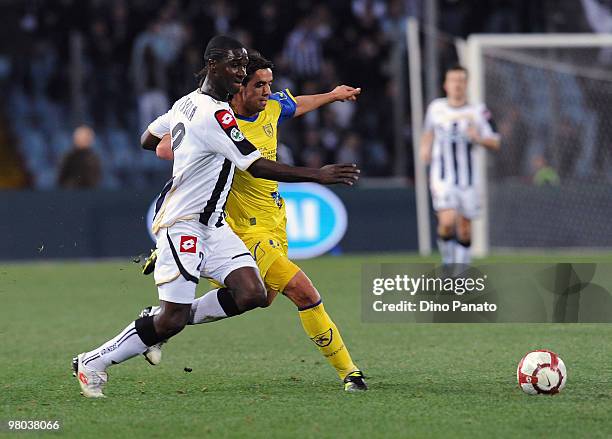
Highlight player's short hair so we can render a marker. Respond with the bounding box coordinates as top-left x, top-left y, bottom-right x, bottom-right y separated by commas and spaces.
445, 64, 469, 77
195, 35, 246, 86
243, 50, 274, 85
204, 35, 245, 62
